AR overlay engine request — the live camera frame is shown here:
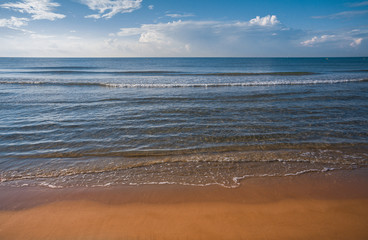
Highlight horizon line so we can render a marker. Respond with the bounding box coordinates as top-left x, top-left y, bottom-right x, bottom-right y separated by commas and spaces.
0, 56, 367, 59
